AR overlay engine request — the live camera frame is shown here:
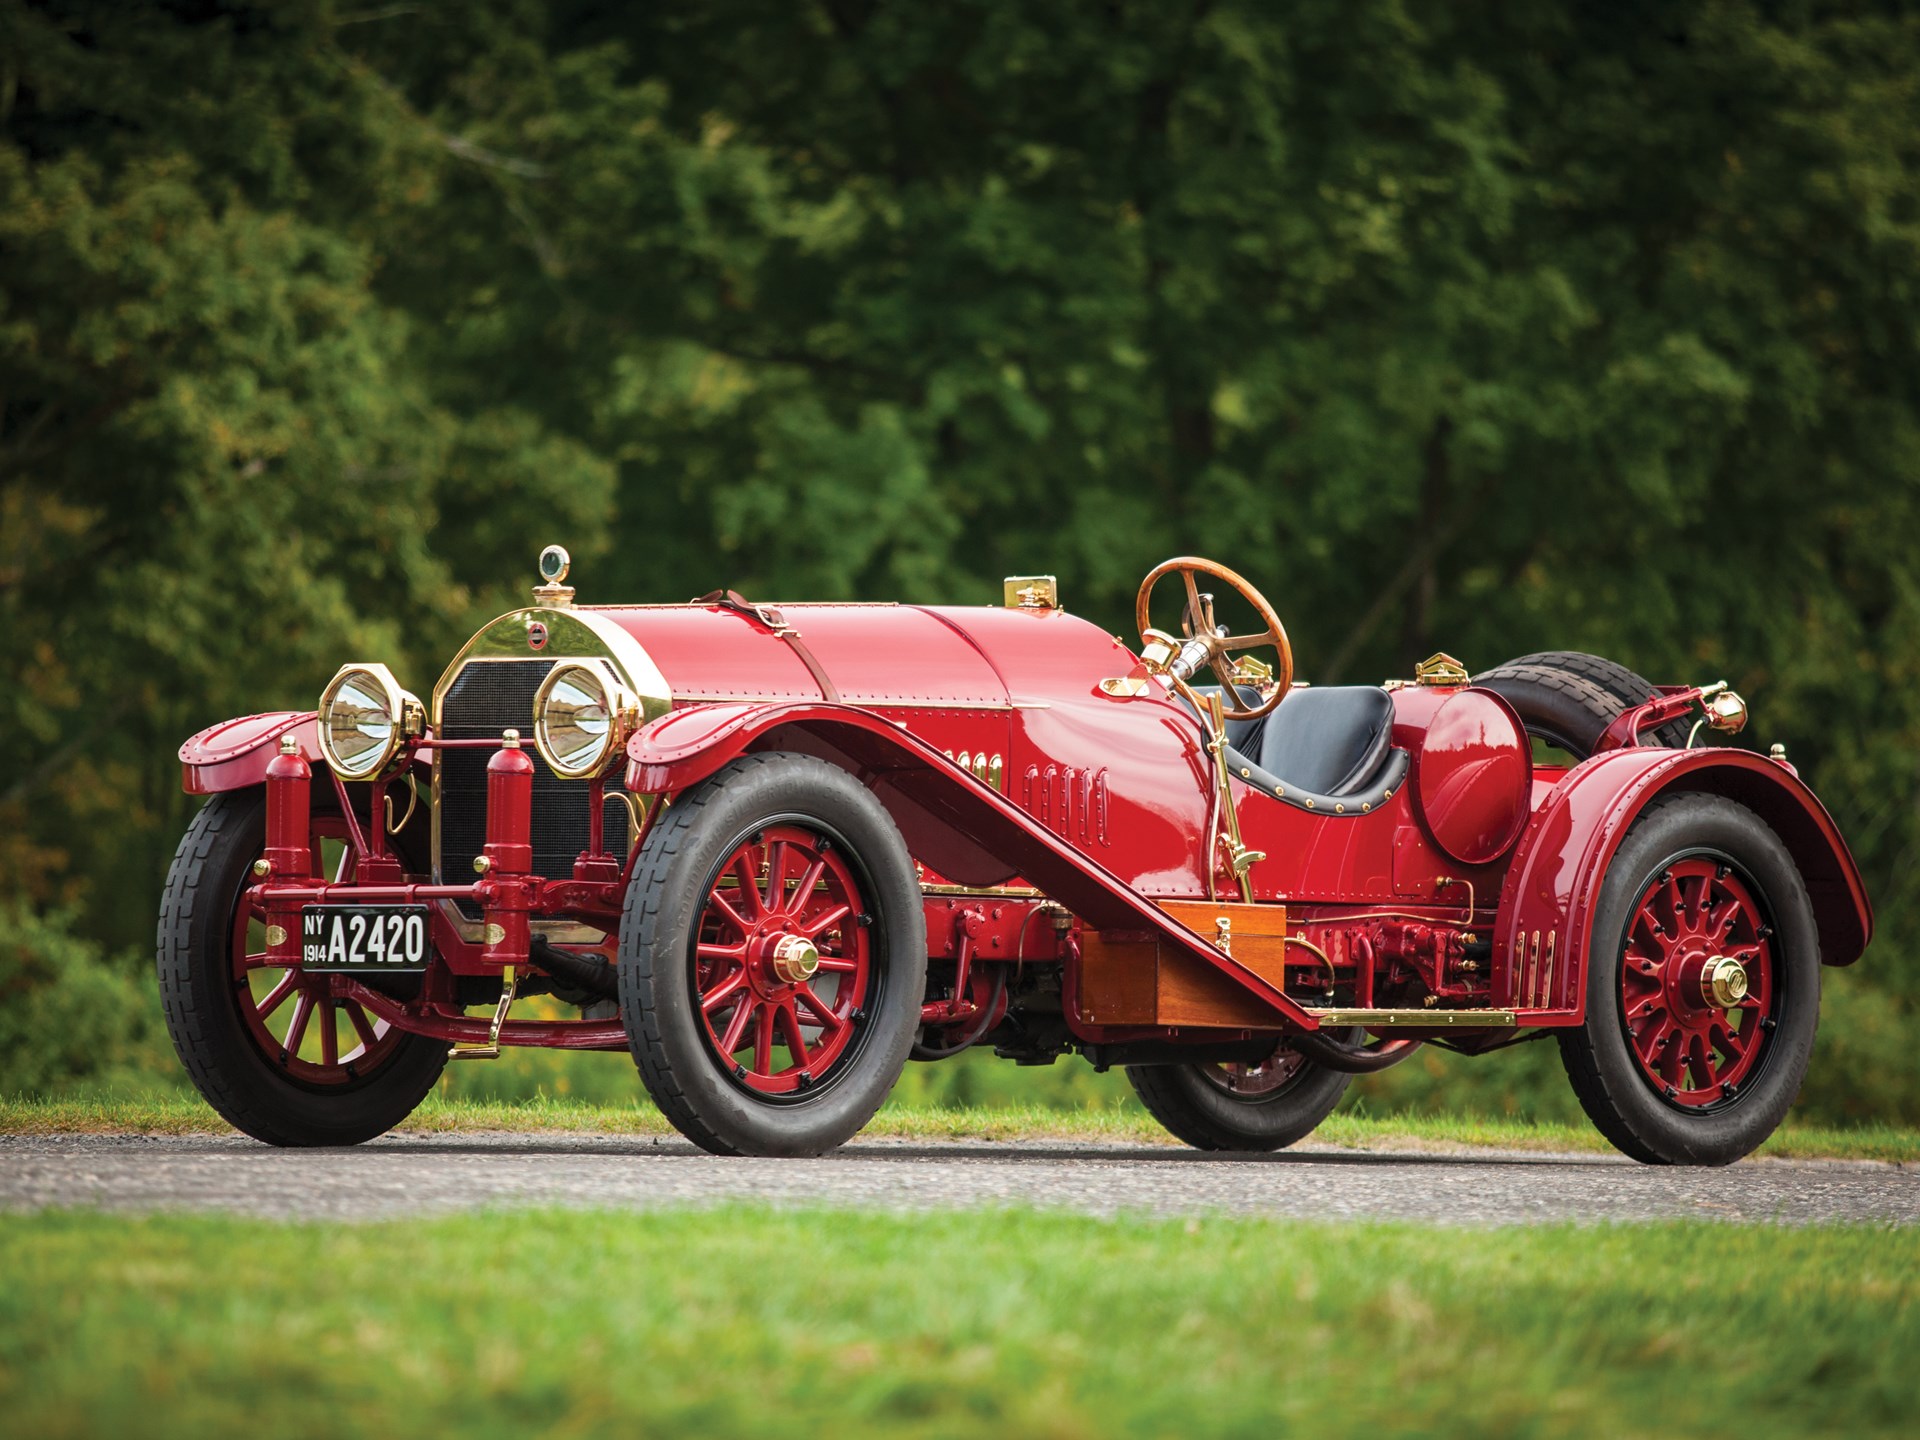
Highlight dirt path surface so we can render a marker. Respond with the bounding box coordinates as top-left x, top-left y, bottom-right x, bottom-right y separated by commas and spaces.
3, 1133, 1915, 1225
